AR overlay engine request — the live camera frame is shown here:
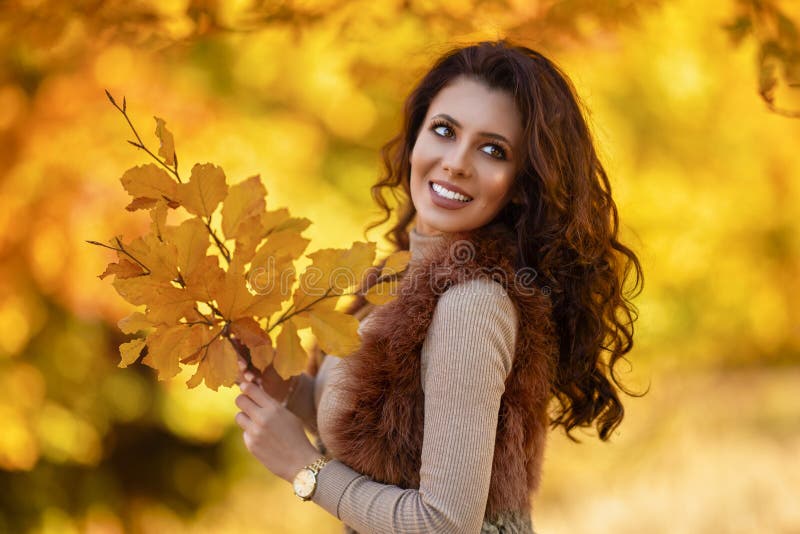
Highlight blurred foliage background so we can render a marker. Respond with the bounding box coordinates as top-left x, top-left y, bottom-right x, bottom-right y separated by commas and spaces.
1, 0, 799, 532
